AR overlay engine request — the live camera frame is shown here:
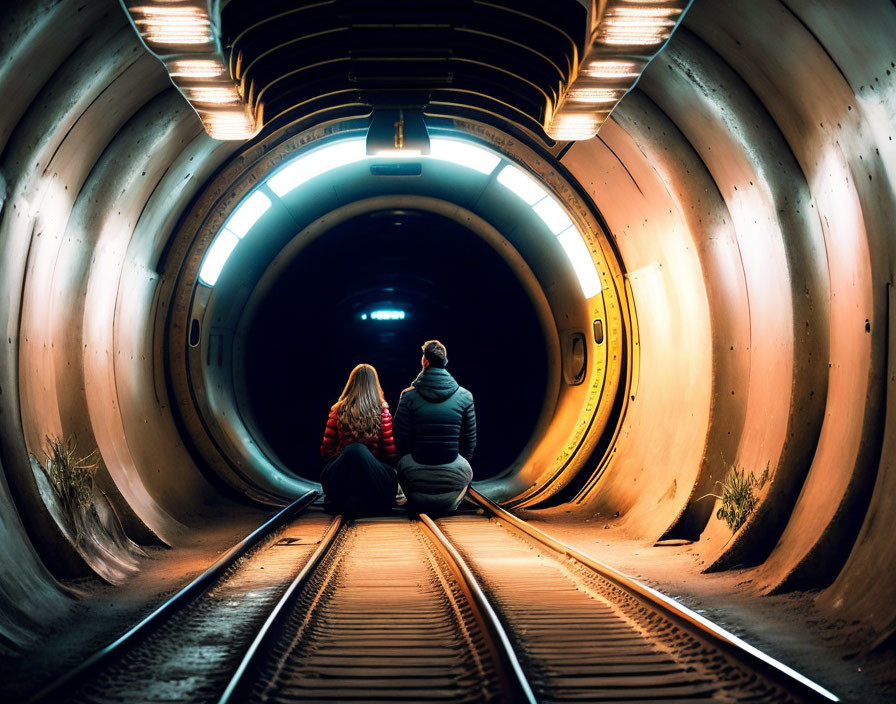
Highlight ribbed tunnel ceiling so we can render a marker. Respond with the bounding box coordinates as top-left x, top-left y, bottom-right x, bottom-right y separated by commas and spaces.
123, 0, 688, 141
222, 0, 585, 137
0, 0, 895, 682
